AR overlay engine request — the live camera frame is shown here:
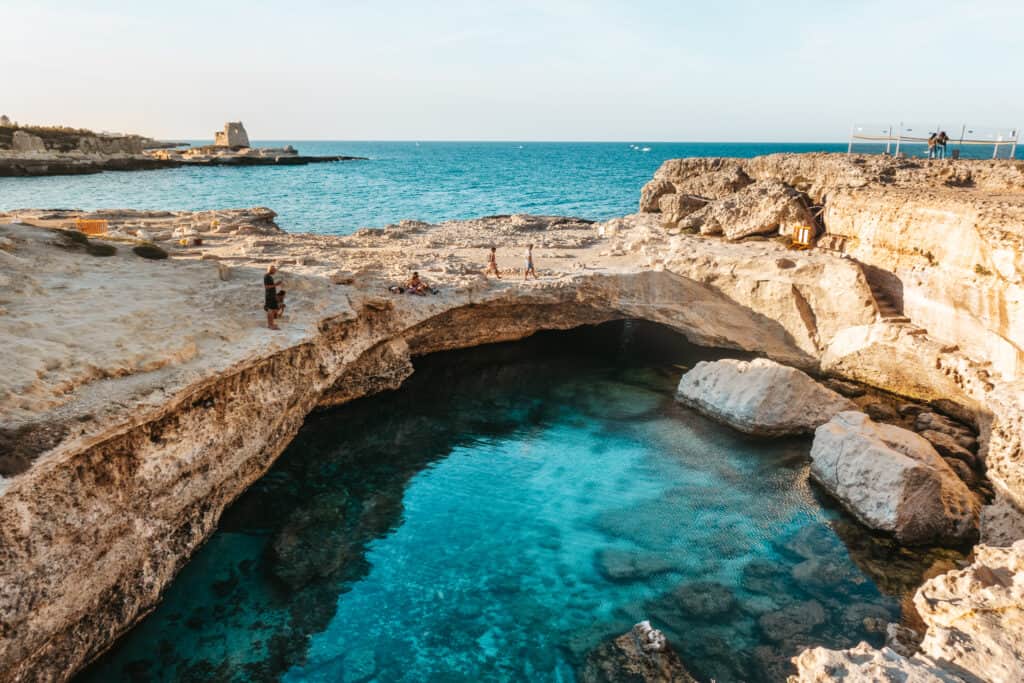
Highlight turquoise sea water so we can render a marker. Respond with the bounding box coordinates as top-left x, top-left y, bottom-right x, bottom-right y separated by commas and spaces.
0, 142, 857, 233
79, 323, 960, 683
